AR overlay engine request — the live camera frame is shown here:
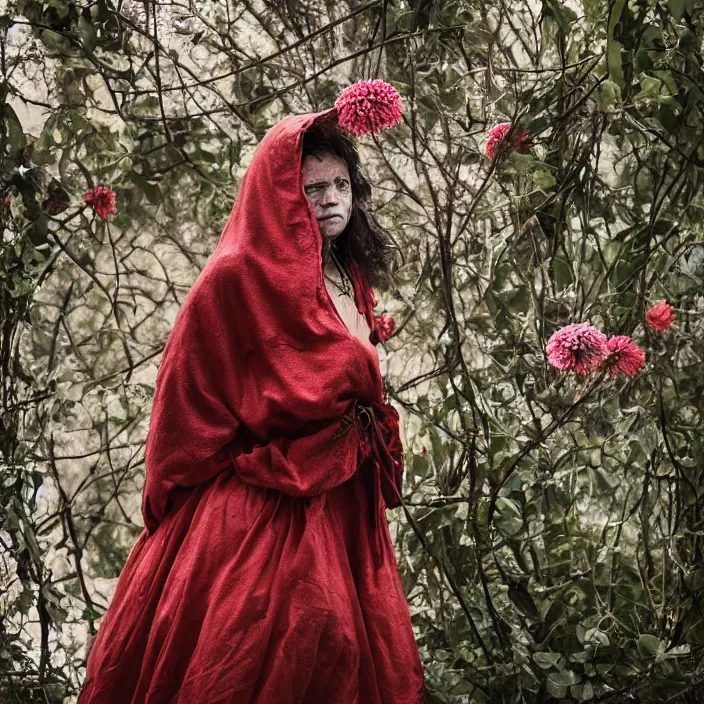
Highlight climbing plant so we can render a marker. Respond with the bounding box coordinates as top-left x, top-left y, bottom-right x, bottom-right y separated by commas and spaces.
0, 0, 702, 701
